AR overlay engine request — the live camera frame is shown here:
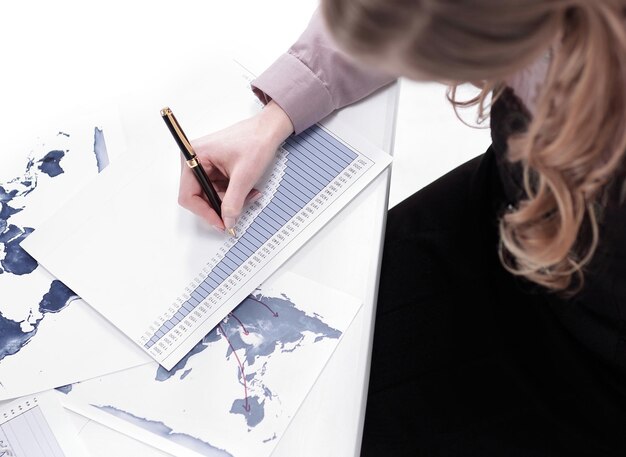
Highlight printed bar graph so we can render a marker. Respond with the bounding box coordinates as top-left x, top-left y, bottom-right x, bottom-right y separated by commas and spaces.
140, 124, 376, 367
0, 398, 65, 457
